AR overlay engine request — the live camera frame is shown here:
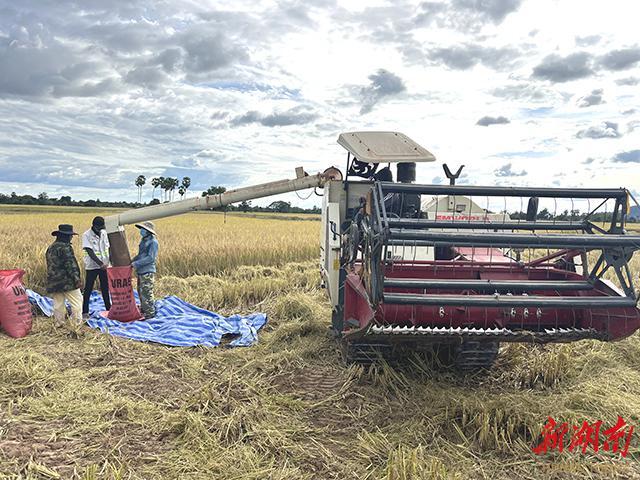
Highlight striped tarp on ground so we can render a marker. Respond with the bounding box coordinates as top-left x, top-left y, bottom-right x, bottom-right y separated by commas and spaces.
27, 289, 267, 347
